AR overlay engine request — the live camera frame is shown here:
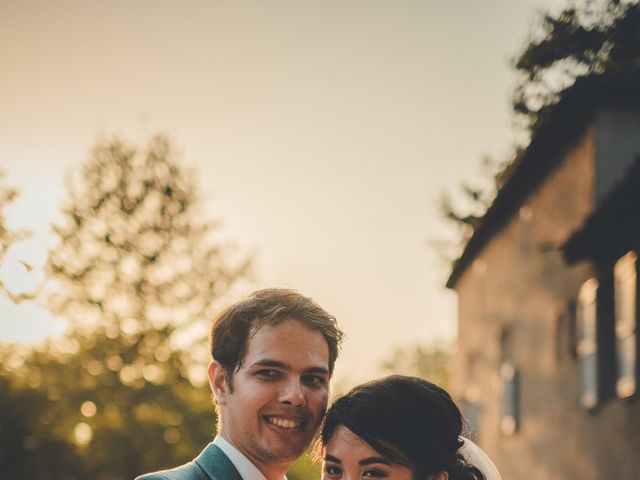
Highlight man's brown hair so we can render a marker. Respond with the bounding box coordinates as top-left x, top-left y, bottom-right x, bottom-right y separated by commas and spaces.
210, 288, 343, 387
